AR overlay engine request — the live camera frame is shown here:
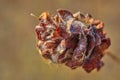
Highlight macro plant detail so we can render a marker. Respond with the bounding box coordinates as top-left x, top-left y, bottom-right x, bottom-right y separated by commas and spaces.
35, 9, 111, 73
